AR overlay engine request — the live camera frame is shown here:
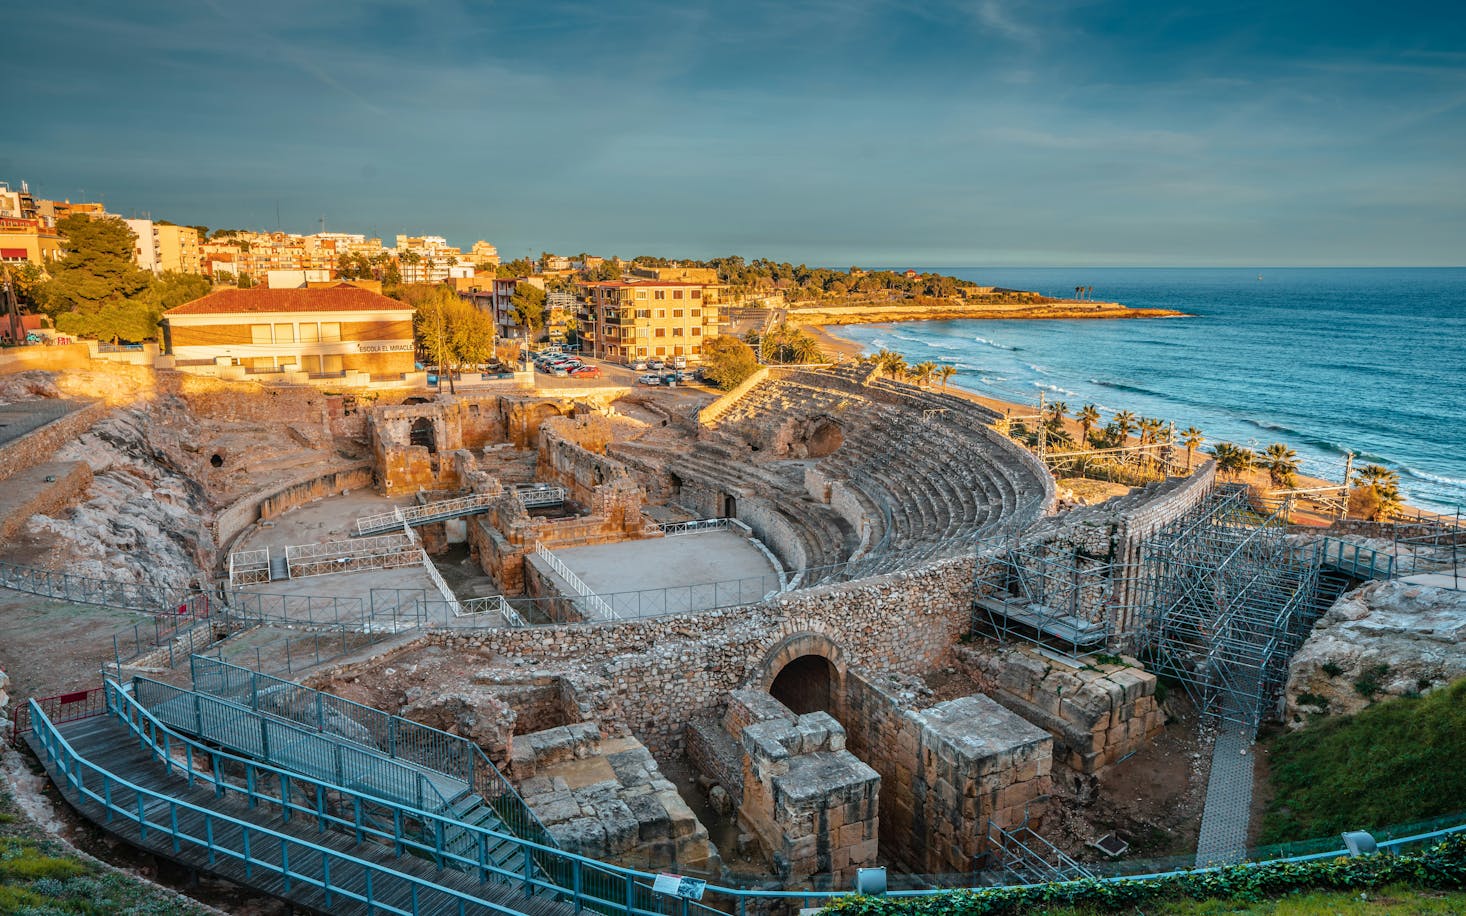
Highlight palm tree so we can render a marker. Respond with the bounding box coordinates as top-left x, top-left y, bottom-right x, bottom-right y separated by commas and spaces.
912, 360, 937, 387
790, 332, 823, 364
1211, 442, 1255, 479
1262, 443, 1300, 490
1111, 410, 1137, 445
1353, 464, 1402, 521
936, 365, 958, 389
883, 353, 908, 380
1180, 426, 1204, 471
1078, 404, 1101, 449
1046, 400, 1068, 423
